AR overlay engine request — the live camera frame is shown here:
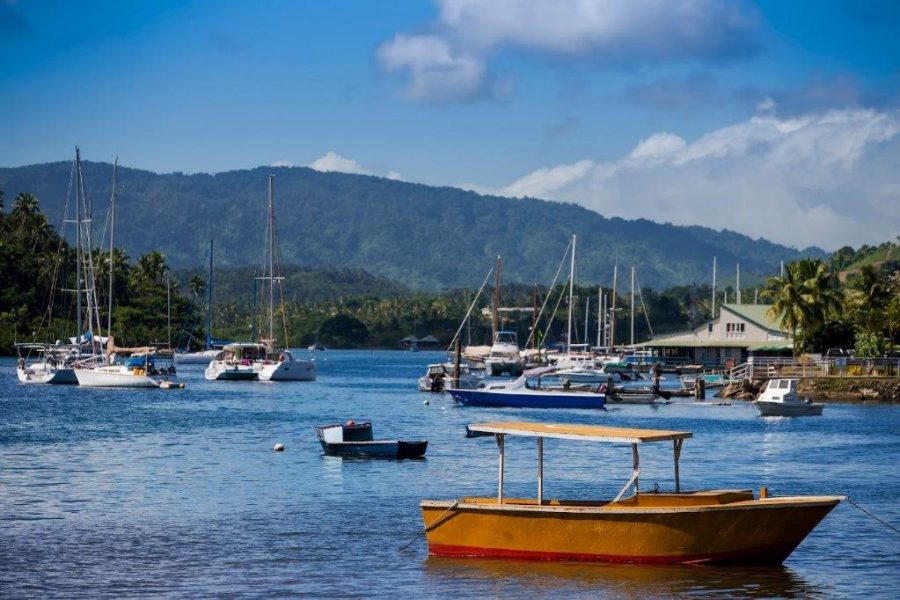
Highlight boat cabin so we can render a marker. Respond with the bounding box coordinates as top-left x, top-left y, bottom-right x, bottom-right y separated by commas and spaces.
759, 378, 799, 402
